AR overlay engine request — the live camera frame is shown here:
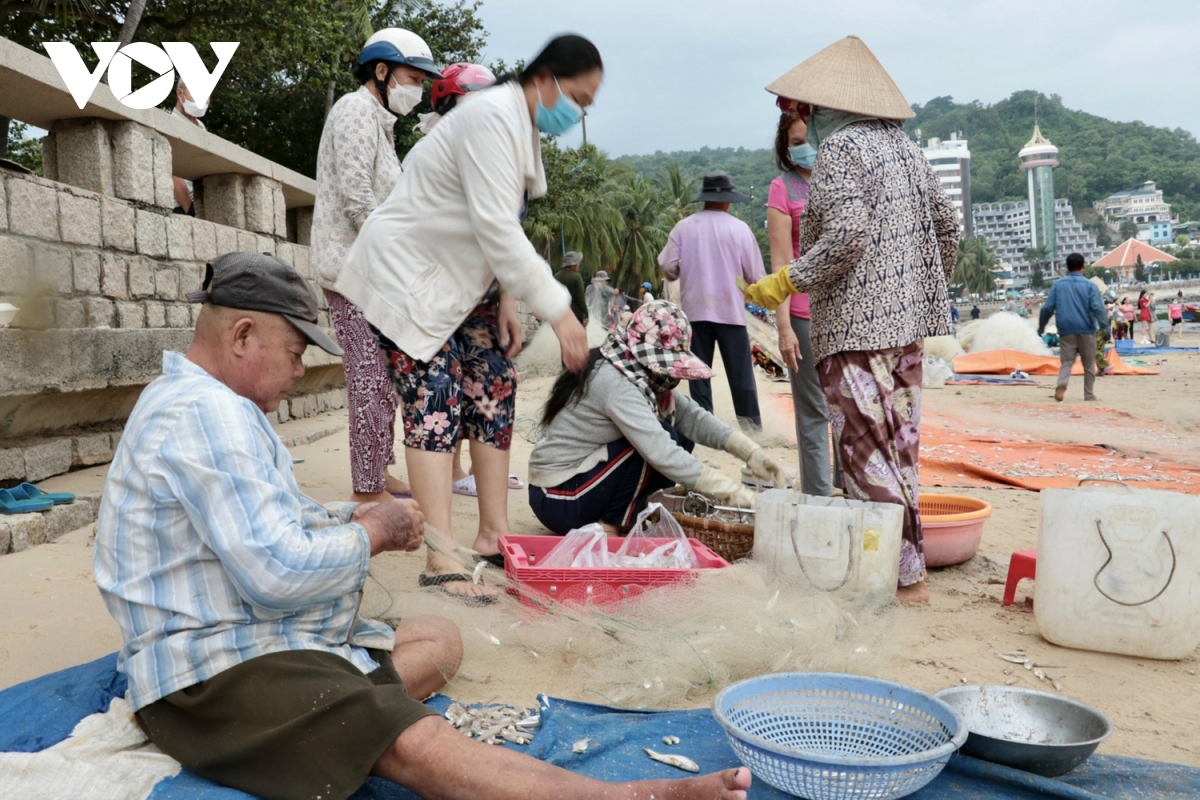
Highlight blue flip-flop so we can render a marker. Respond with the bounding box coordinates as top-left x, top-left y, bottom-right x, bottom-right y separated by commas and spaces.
11, 482, 75, 505
0, 488, 53, 514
